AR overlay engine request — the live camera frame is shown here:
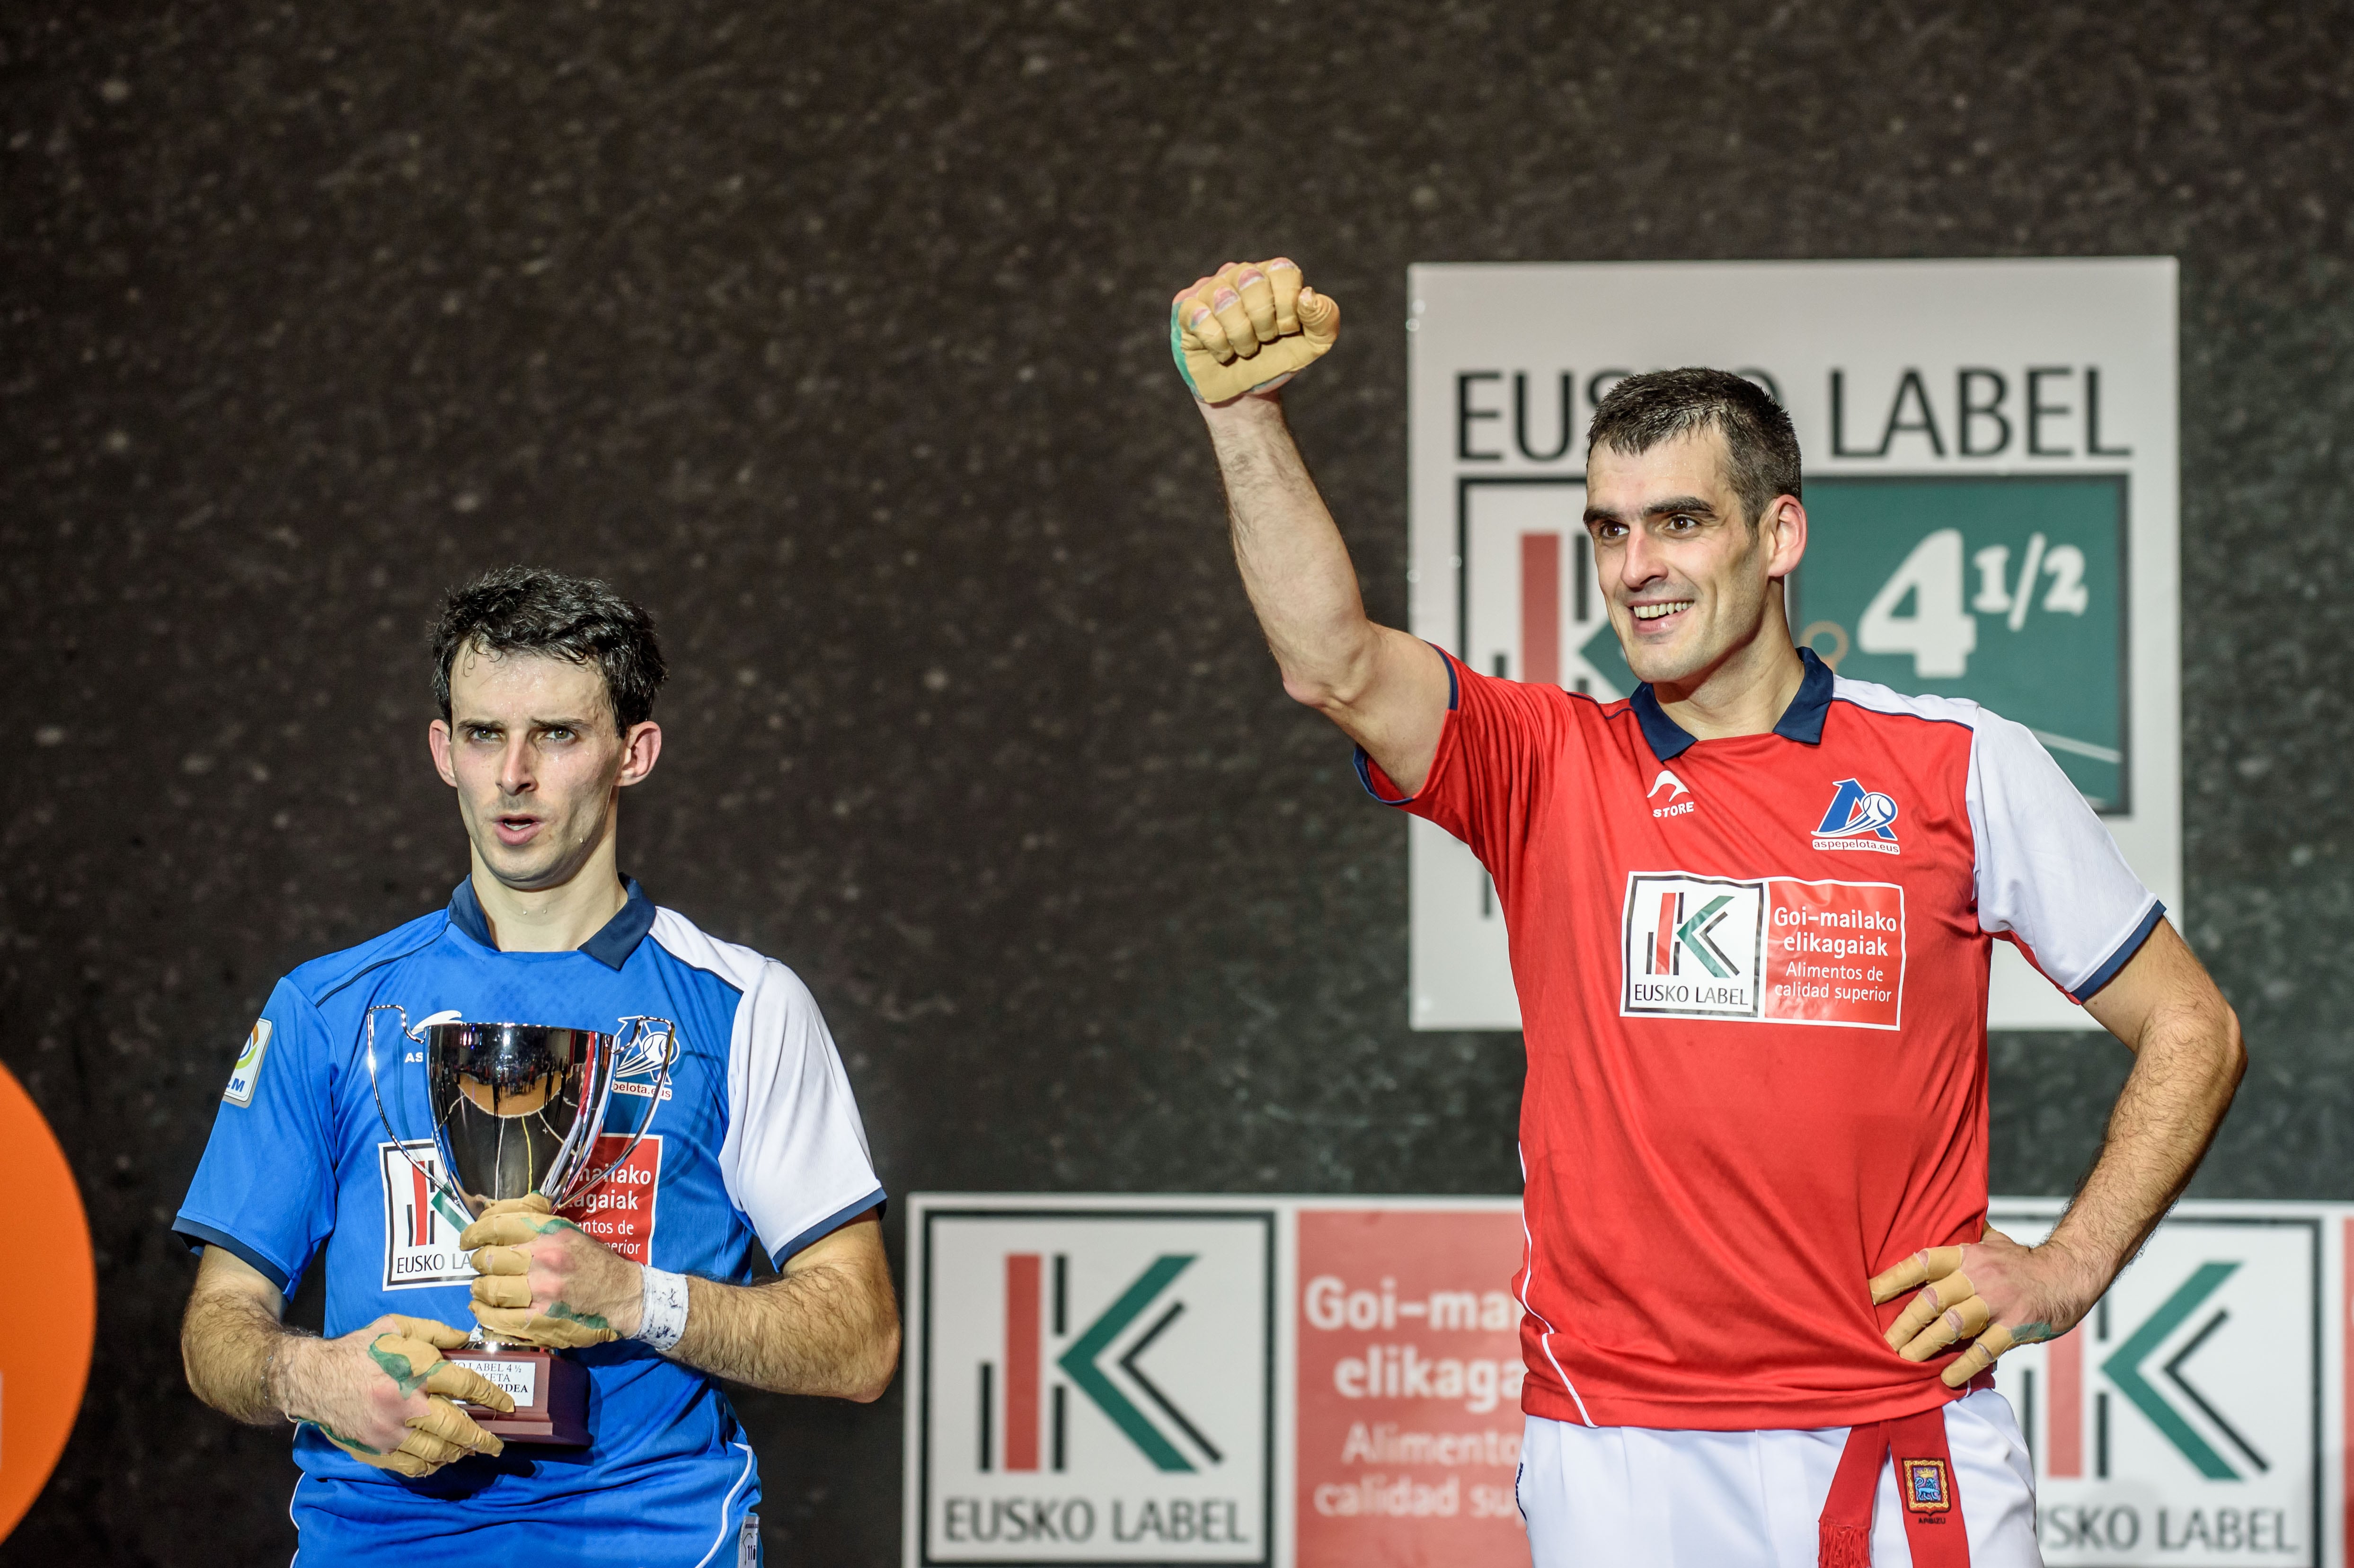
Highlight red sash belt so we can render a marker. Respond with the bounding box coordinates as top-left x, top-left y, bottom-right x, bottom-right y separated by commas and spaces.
1818, 1405, 1969, 1568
